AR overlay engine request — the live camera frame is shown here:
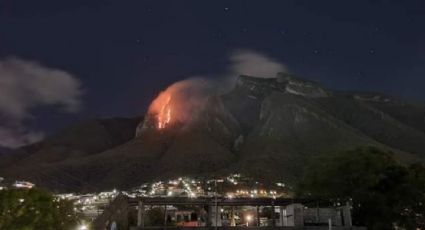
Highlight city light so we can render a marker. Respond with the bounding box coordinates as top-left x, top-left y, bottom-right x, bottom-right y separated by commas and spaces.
0, 173, 289, 227
78, 224, 88, 230
245, 214, 253, 226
